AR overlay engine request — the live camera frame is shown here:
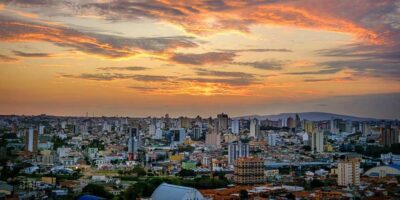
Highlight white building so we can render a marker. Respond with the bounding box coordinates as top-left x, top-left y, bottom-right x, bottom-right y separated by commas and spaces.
231, 119, 240, 135
250, 118, 260, 138
267, 133, 277, 146
149, 123, 156, 136
337, 157, 361, 186
311, 131, 324, 153
151, 183, 205, 200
